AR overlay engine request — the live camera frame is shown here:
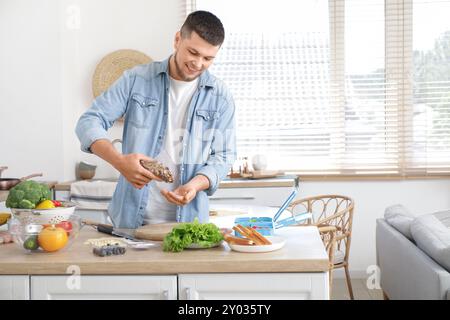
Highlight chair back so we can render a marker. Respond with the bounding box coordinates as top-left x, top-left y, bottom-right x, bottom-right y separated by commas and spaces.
289, 195, 354, 263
